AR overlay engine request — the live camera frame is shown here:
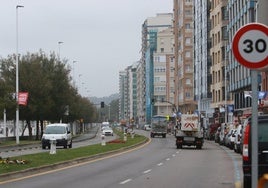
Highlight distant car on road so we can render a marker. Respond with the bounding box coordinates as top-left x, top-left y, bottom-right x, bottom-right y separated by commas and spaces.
144, 124, 151, 131
102, 127, 113, 136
